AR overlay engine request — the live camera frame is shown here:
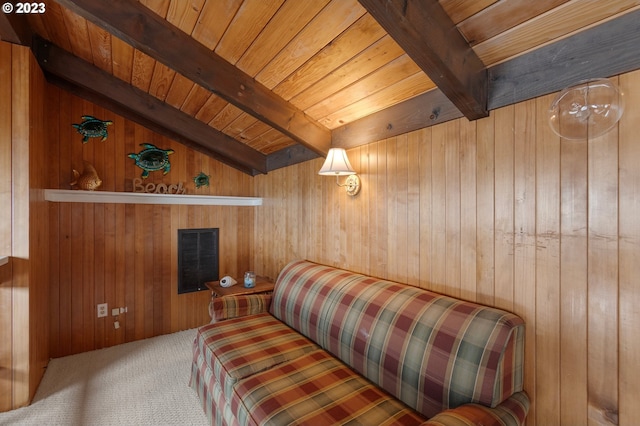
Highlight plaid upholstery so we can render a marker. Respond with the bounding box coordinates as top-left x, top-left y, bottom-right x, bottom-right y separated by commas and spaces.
191, 259, 529, 425
191, 345, 241, 426
271, 260, 527, 419
195, 313, 319, 401
269, 261, 362, 346
209, 294, 272, 322
233, 349, 426, 426
422, 392, 530, 426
